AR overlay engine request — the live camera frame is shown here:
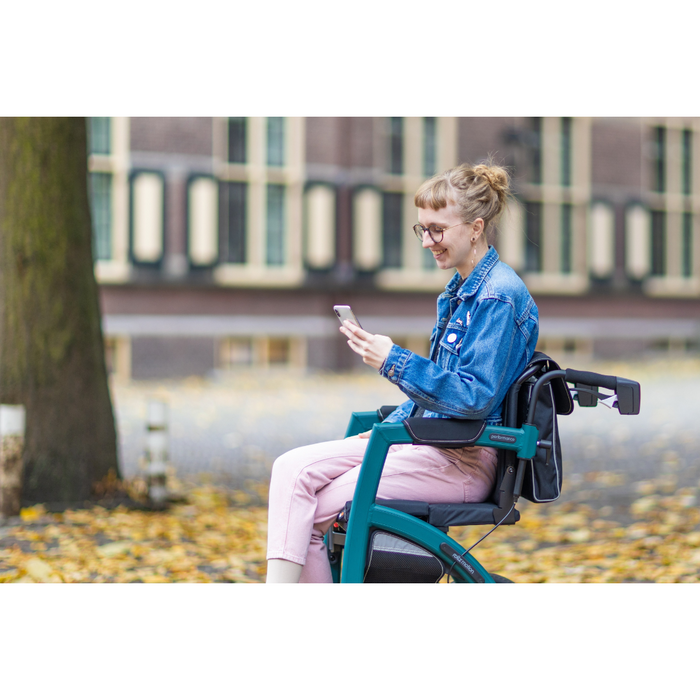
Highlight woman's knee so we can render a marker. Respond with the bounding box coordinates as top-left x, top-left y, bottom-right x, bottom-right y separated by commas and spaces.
270, 443, 326, 490
270, 448, 303, 485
